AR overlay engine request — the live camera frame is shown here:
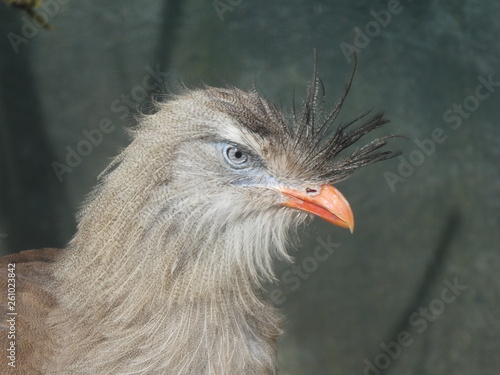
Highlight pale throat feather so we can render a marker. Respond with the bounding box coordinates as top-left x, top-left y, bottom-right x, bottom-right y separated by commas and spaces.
48, 97, 304, 374
43, 79, 397, 374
